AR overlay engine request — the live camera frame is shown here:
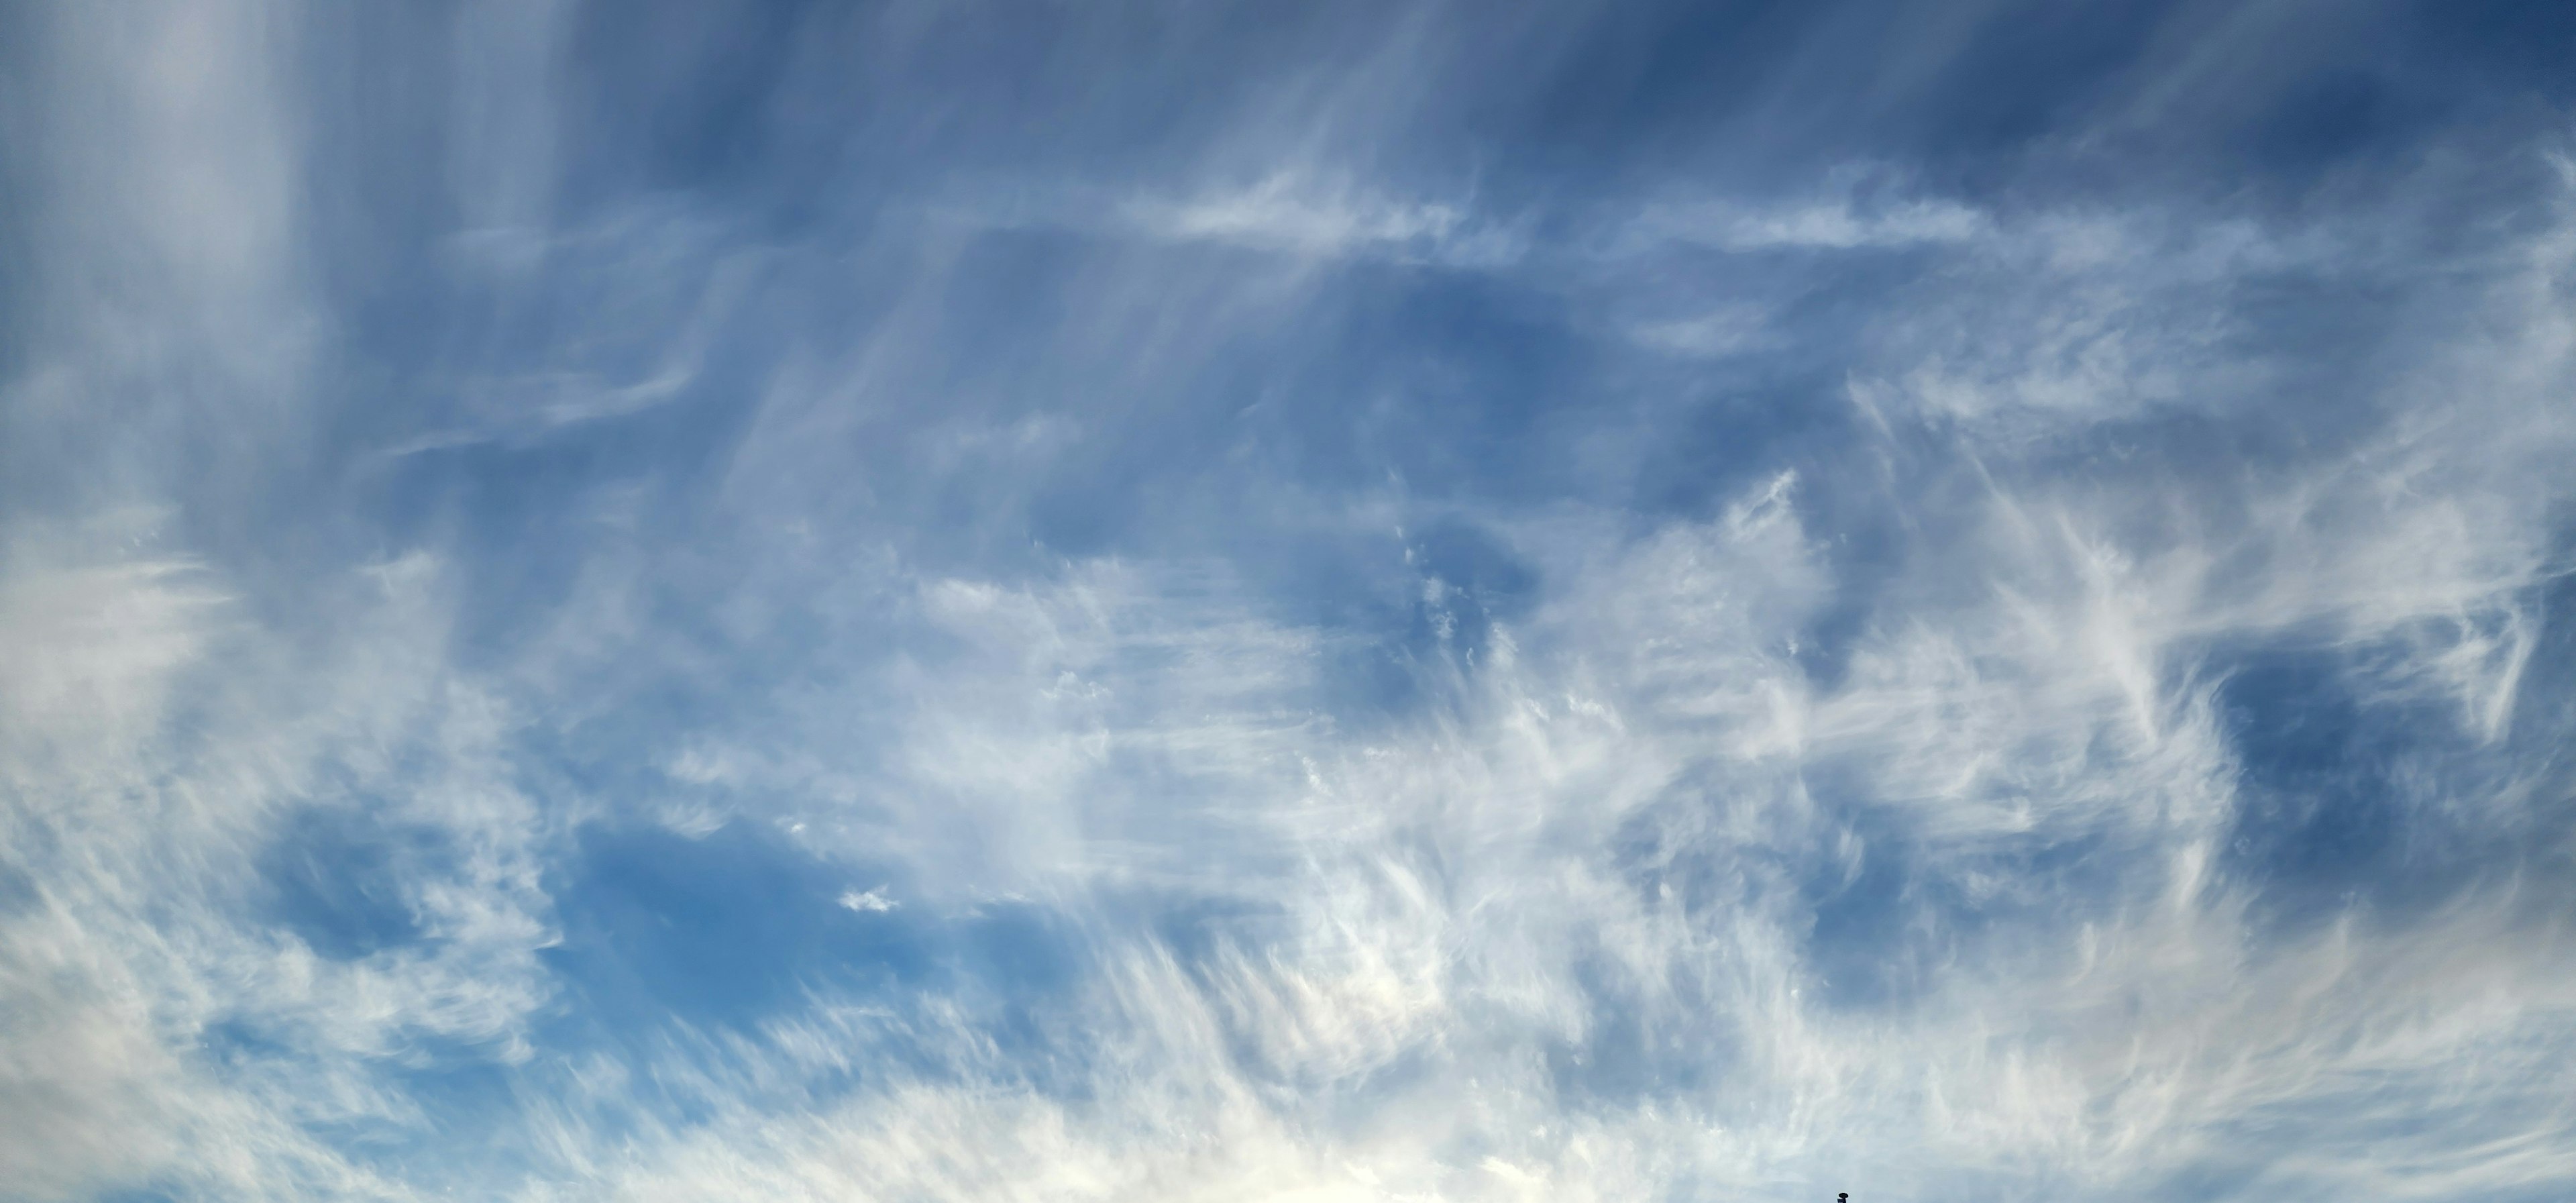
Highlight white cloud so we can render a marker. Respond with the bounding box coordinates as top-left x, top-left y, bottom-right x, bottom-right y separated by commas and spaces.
535, 160, 2576, 1200
837, 887, 898, 912
1628, 303, 1780, 358
1134, 174, 1460, 249
7, 6, 2576, 1201
1631, 194, 1988, 253
1124, 172, 1519, 266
